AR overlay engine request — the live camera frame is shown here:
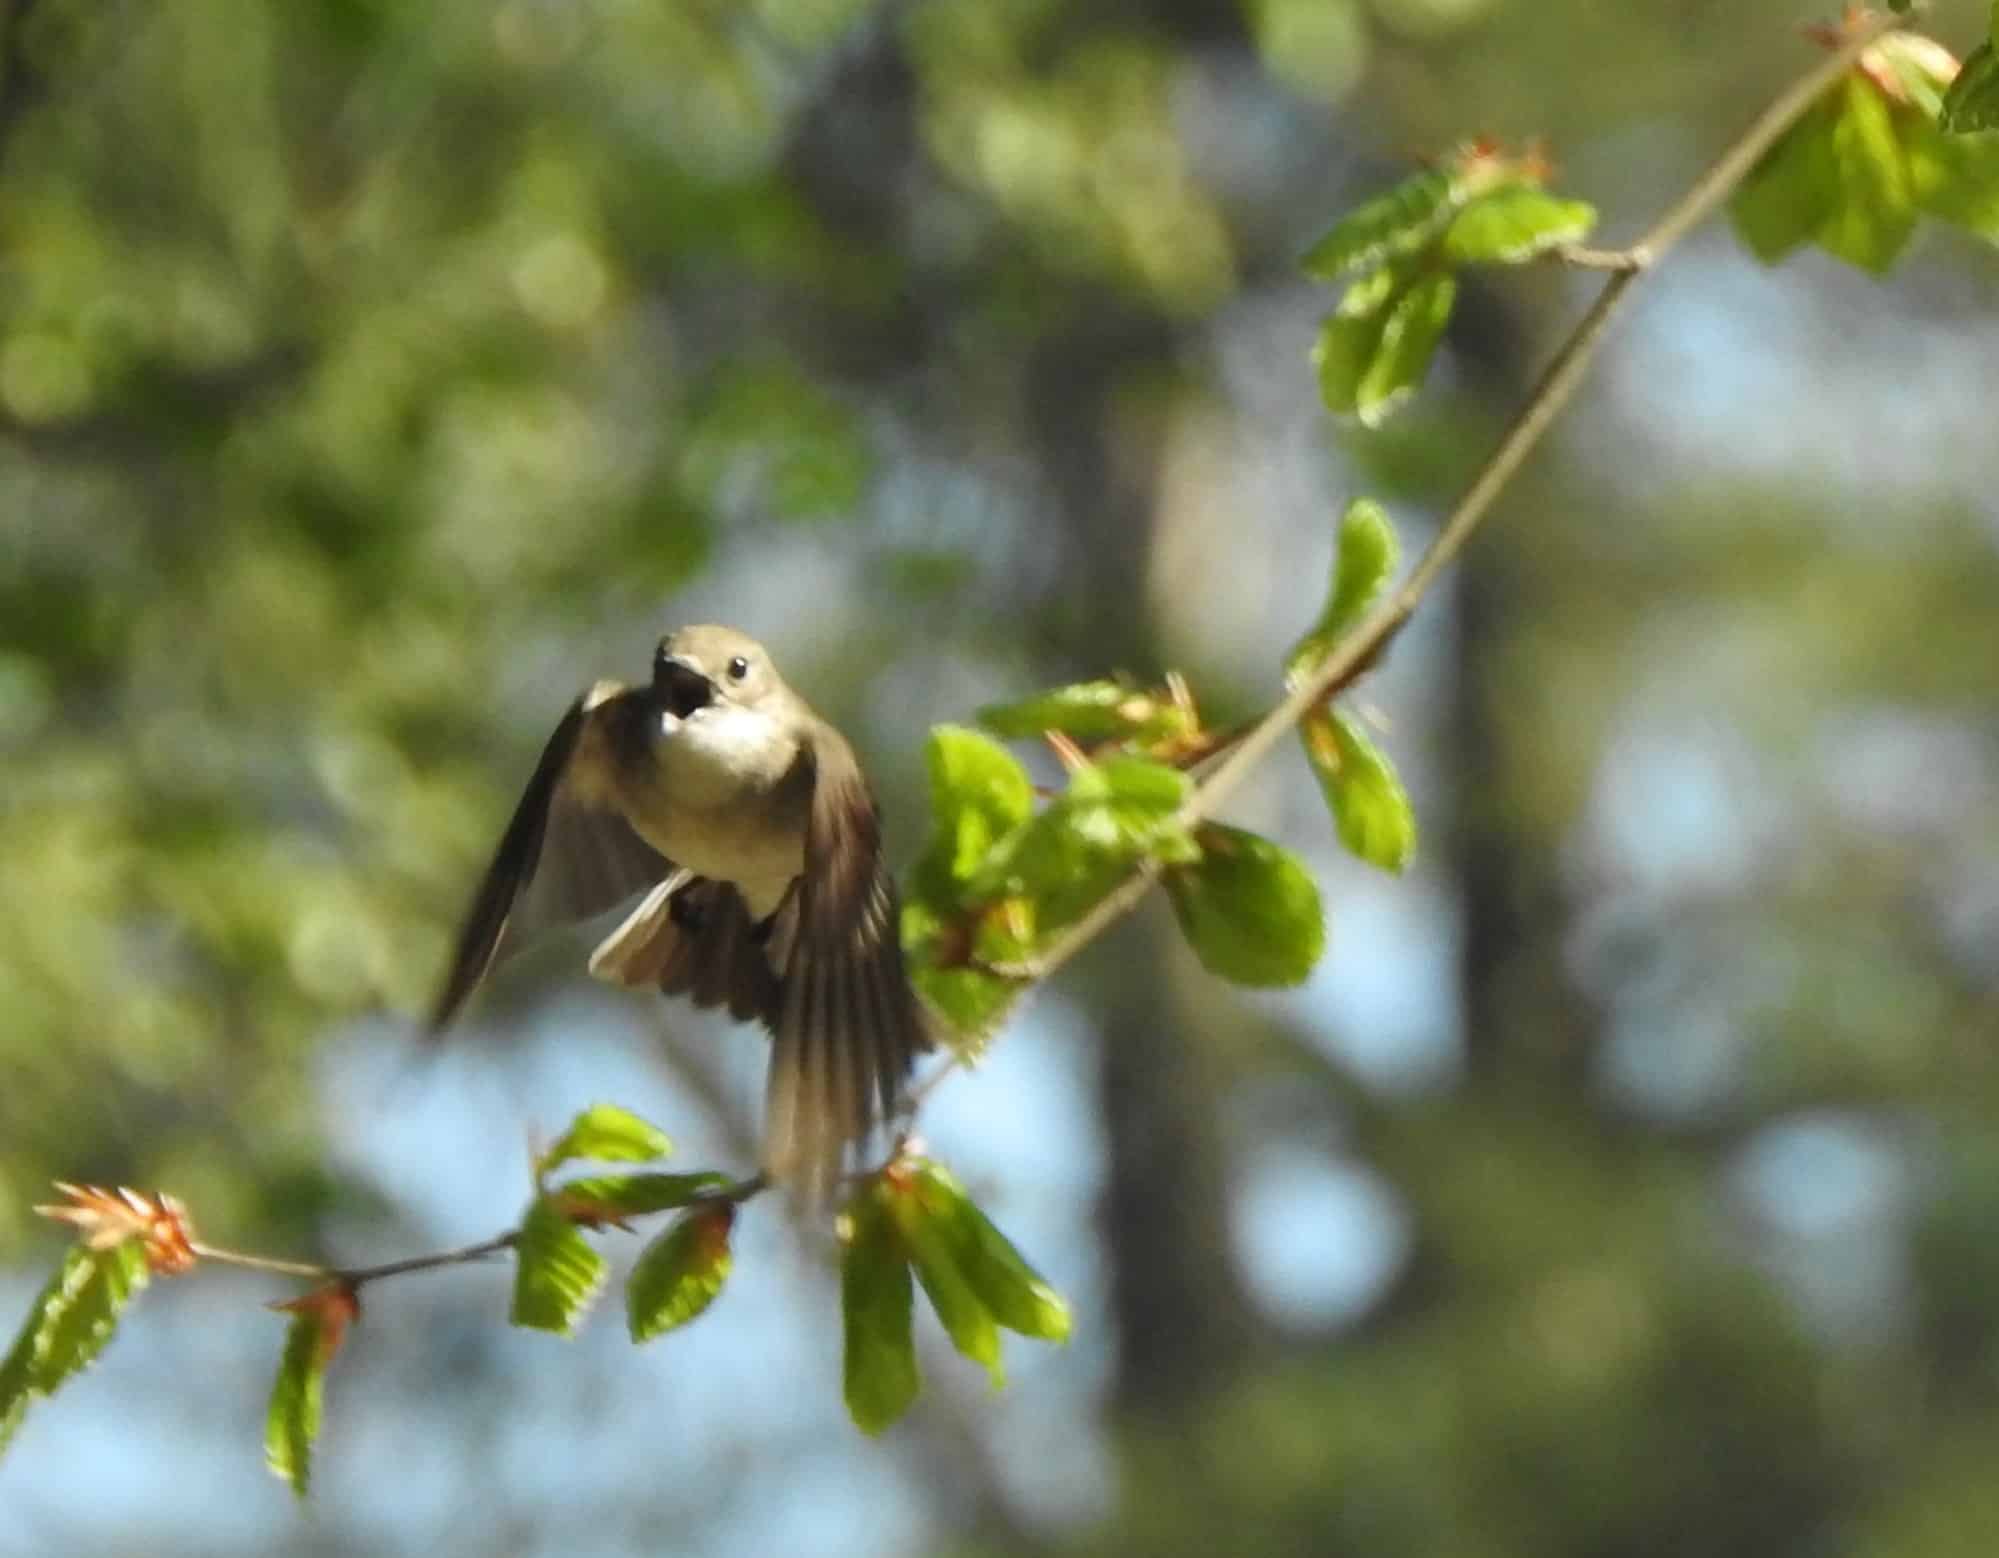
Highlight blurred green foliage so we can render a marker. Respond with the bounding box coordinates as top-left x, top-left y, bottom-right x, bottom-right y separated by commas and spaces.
4, 0, 1999, 1554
